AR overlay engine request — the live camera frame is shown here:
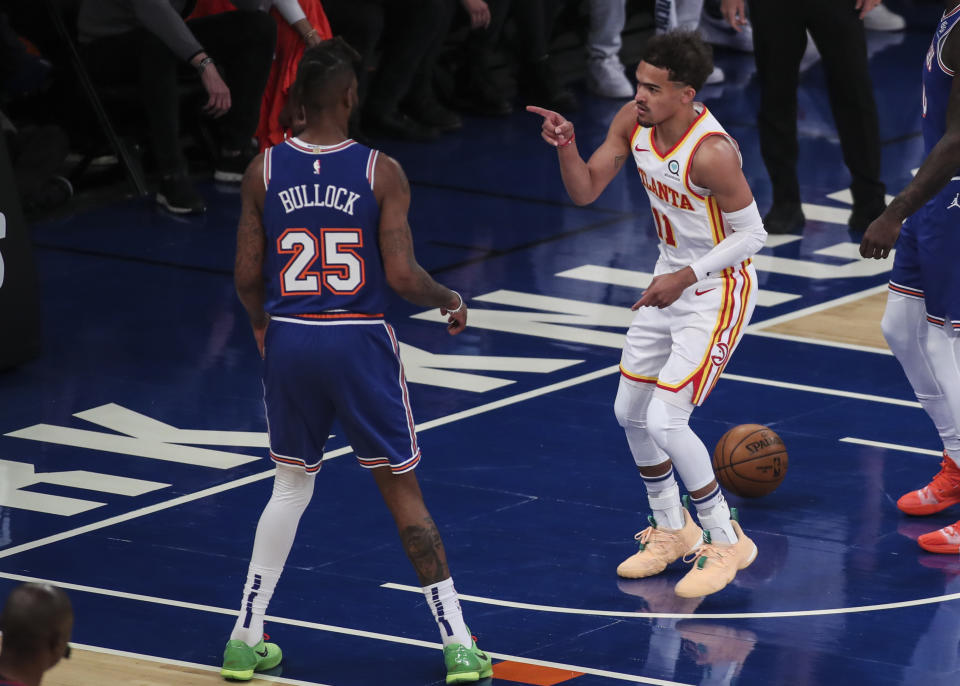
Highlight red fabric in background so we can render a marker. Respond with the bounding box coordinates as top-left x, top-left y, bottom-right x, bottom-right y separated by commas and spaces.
189, 0, 333, 149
